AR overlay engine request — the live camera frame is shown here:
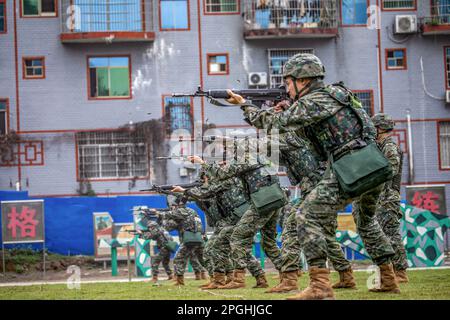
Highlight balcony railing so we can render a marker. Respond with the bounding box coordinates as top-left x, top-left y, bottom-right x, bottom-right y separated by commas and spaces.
421, 1, 450, 35
60, 0, 154, 43
243, 0, 338, 39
